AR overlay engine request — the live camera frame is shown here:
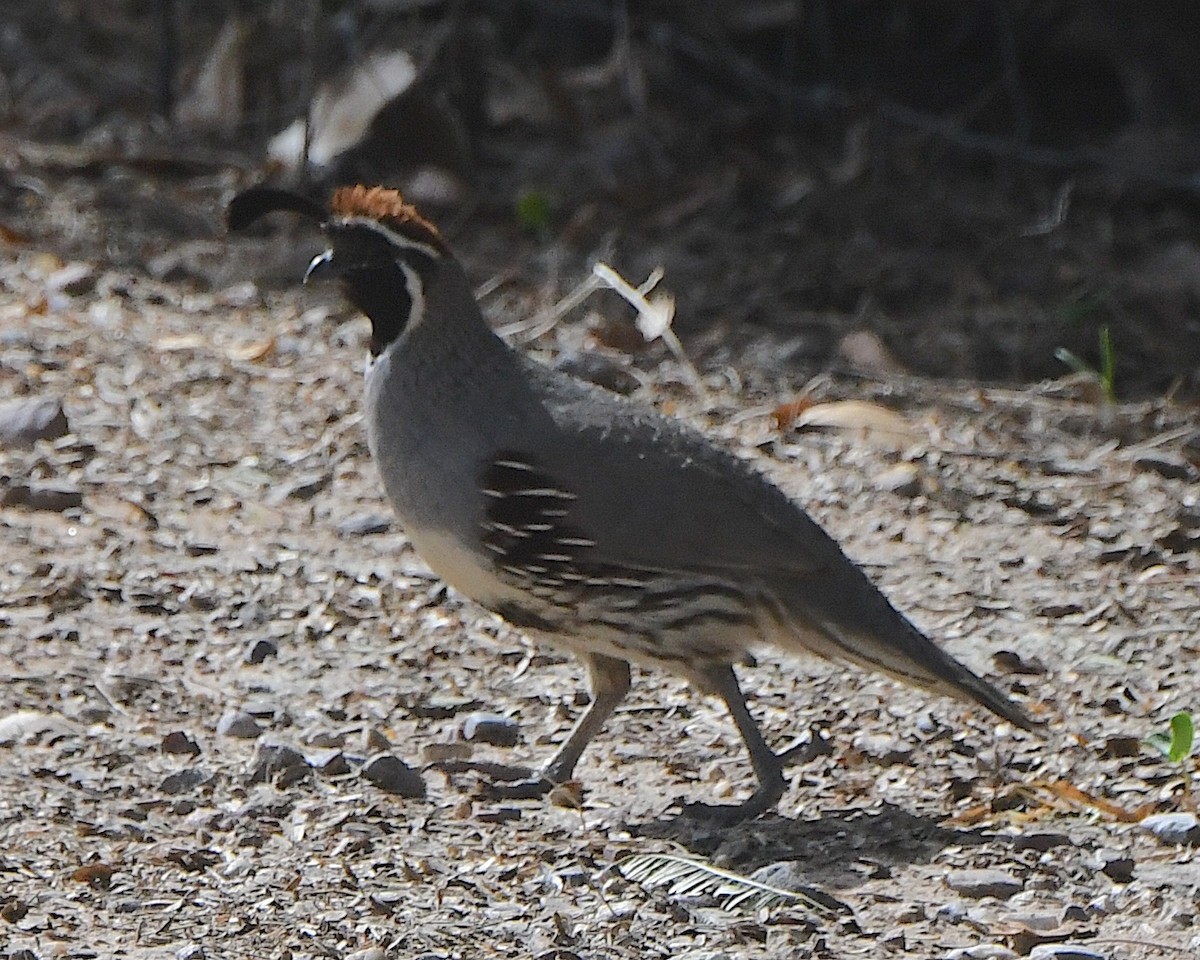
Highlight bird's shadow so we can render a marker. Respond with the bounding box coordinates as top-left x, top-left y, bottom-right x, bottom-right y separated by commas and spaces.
626, 801, 991, 891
